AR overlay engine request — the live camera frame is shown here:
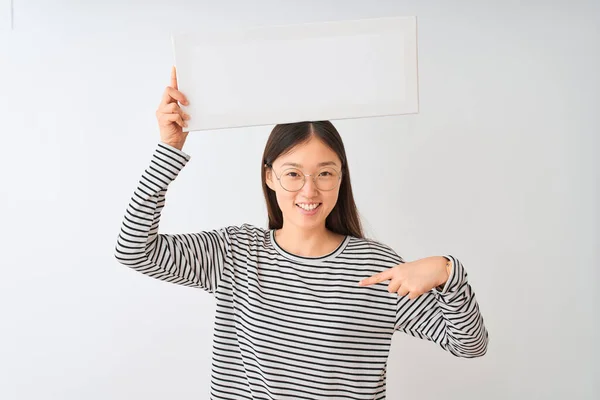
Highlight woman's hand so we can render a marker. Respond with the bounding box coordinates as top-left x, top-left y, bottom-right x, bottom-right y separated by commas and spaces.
156, 66, 191, 150
358, 256, 451, 300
